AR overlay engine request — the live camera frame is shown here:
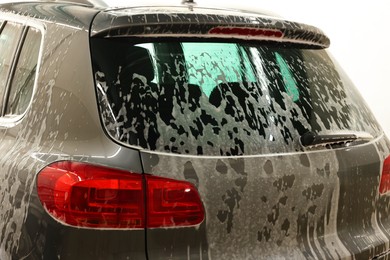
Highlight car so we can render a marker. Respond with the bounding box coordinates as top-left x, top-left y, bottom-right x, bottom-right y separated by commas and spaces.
0, 0, 389, 259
